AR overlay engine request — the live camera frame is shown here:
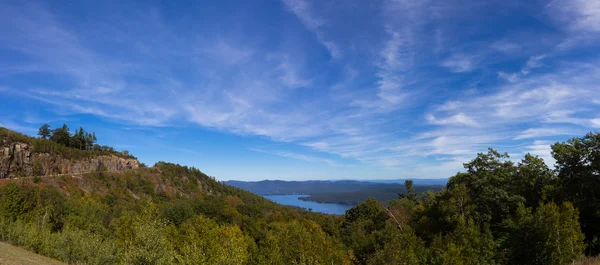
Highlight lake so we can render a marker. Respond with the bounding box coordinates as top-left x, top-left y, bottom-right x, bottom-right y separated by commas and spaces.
263, 194, 354, 215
